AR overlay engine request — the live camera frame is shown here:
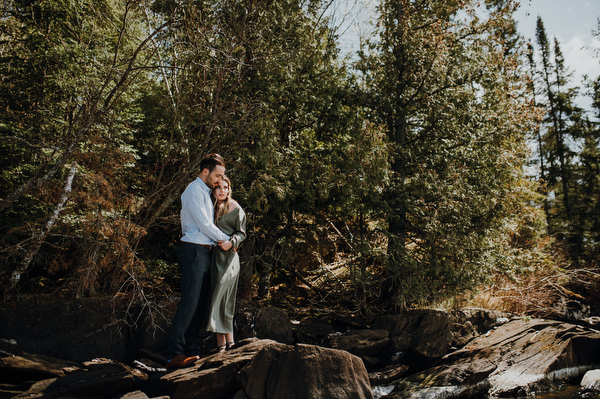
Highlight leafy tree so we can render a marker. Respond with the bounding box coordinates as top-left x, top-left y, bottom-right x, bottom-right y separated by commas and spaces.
573, 120, 600, 258
126, 0, 360, 291
206, 0, 388, 301
0, 0, 169, 295
0, 0, 386, 303
586, 57, 600, 256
